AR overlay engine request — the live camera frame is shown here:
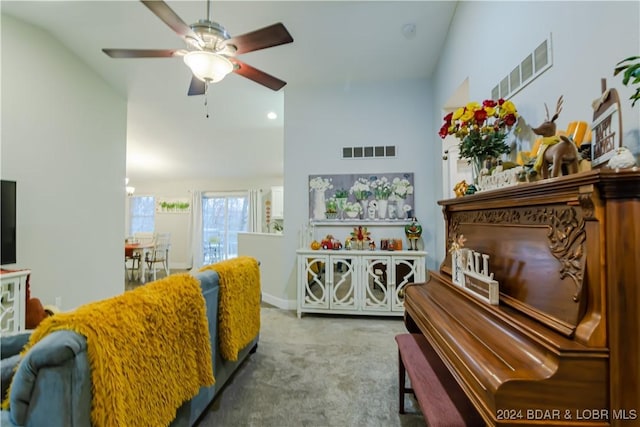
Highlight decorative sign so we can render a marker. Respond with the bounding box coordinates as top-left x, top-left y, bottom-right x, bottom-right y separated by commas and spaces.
462, 268, 499, 305
156, 198, 191, 214
591, 79, 623, 167
452, 246, 499, 305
